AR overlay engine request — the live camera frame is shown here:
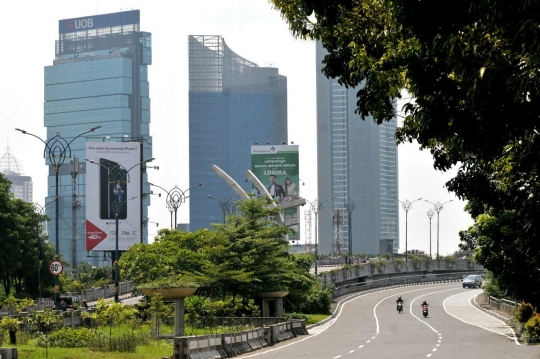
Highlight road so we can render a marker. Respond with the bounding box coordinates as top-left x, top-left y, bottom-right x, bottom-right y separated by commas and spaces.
238, 283, 540, 358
